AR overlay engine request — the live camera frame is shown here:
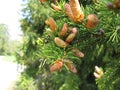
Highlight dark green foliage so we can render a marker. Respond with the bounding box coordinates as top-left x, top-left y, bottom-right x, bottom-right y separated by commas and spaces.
20, 0, 50, 35
16, 0, 120, 90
